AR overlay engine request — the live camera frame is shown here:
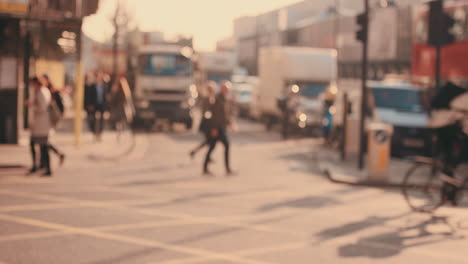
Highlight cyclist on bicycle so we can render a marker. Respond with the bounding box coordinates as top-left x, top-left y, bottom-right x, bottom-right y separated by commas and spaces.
430, 82, 468, 205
